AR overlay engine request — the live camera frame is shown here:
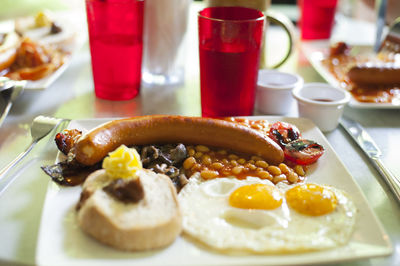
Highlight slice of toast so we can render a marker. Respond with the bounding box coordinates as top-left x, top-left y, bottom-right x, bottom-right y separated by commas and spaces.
77, 169, 182, 251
